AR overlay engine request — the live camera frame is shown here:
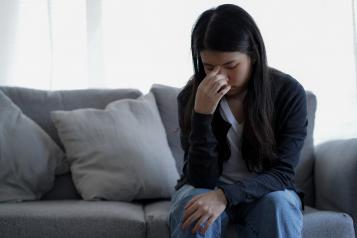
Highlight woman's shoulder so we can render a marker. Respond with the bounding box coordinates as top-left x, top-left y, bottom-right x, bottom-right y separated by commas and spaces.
268, 67, 306, 101
269, 67, 301, 89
